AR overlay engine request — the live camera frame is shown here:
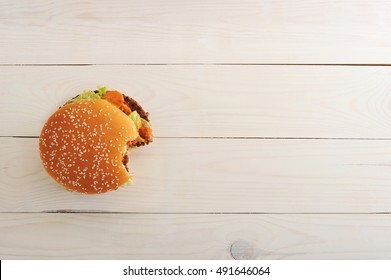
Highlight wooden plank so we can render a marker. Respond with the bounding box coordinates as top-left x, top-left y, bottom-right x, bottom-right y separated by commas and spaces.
0, 0, 391, 64
2, 65, 391, 138
1, 213, 391, 259
2, 137, 391, 213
